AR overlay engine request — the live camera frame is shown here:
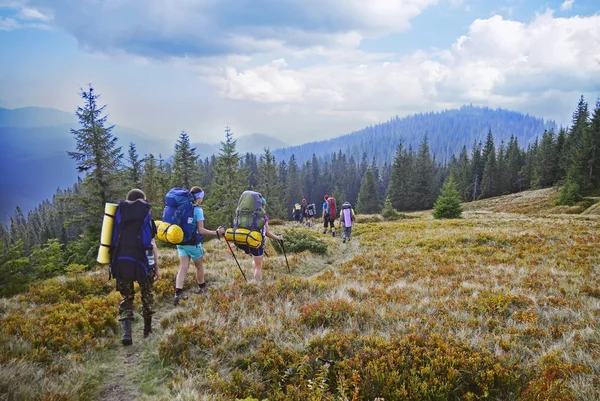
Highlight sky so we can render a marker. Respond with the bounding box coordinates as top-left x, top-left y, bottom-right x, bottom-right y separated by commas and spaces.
1, 0, 599, 146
